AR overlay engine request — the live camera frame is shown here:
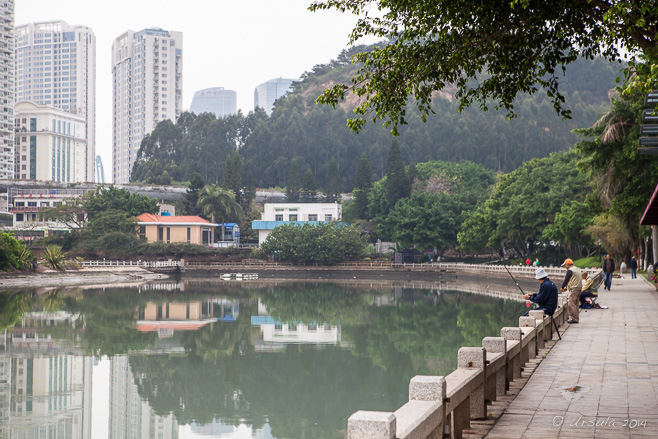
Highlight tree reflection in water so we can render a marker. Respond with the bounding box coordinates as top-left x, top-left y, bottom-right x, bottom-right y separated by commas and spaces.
0, 281, 527, 439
